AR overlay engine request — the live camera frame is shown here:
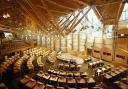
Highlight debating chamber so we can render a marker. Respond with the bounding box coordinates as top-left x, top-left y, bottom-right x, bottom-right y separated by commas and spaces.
0, 0, 128, 89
